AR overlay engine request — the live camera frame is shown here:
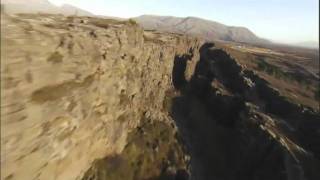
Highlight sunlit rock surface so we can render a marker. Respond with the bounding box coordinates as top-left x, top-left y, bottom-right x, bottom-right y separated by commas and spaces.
1, 13, 200, 180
